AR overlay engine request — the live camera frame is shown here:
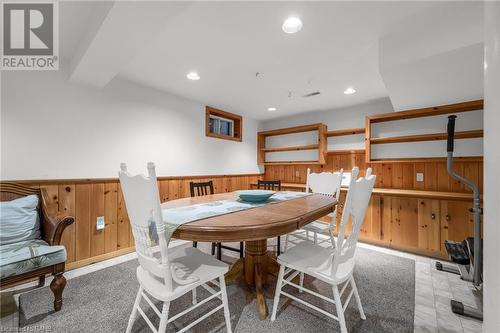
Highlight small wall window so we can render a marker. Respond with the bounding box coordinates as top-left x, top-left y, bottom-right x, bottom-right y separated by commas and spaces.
206, 106, 242, 141
209, 115, 233, 137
